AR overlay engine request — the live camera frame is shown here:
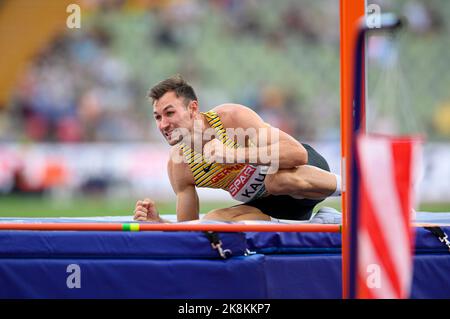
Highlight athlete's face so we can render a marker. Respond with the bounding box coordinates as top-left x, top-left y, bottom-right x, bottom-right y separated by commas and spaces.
153, 91, 197, 145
